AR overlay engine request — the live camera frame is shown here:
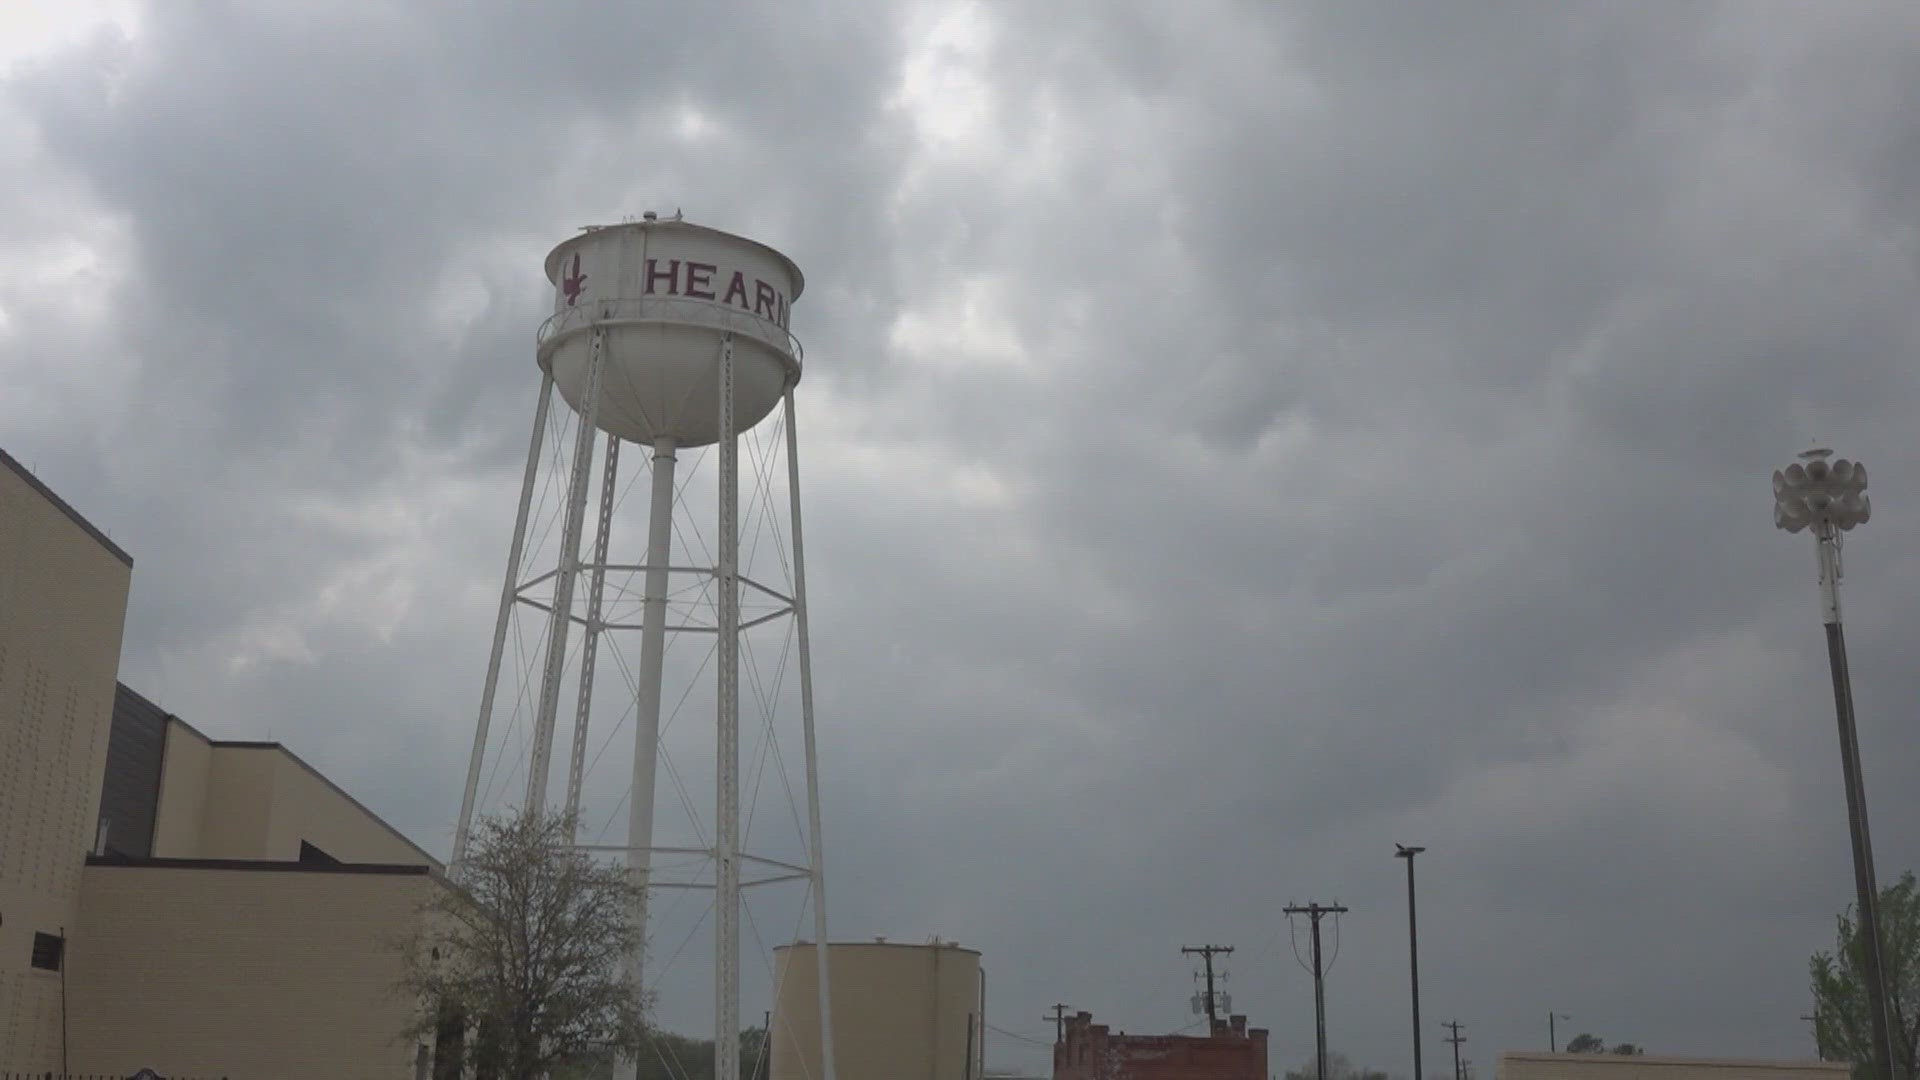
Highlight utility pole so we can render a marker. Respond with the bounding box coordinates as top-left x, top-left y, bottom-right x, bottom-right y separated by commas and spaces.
1803, 1014, 1823, 1061
1443, 1021, 1466, 1080
1045, 1003, 1074, 1044
756, 1010, 771, 1080
1183, 945, 1235, 1029
1284, 903, 1348, 1080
